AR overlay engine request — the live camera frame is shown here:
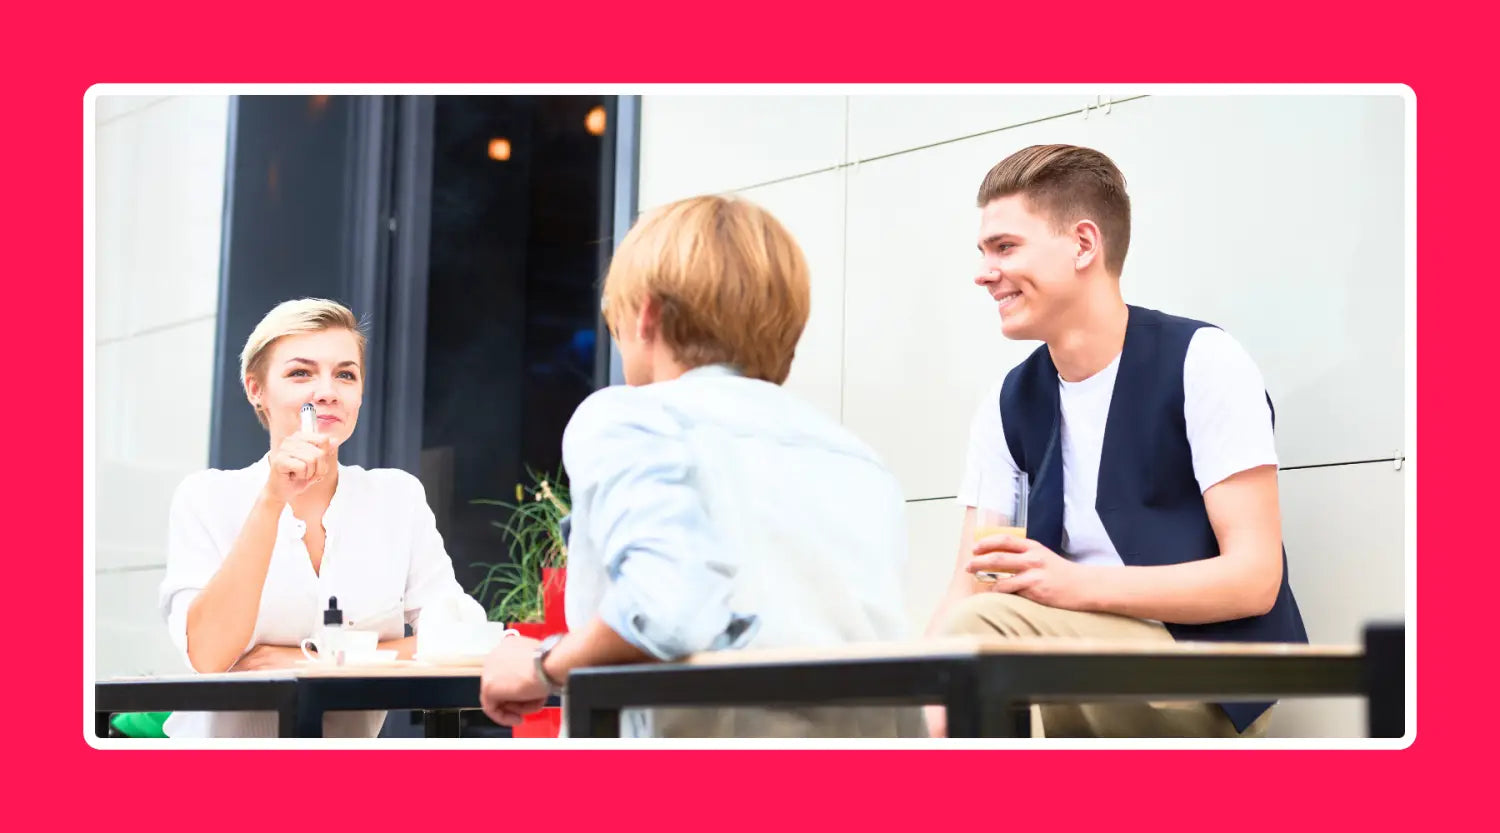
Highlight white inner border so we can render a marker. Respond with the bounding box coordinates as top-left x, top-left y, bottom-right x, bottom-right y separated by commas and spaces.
82, 83, 1416, 751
